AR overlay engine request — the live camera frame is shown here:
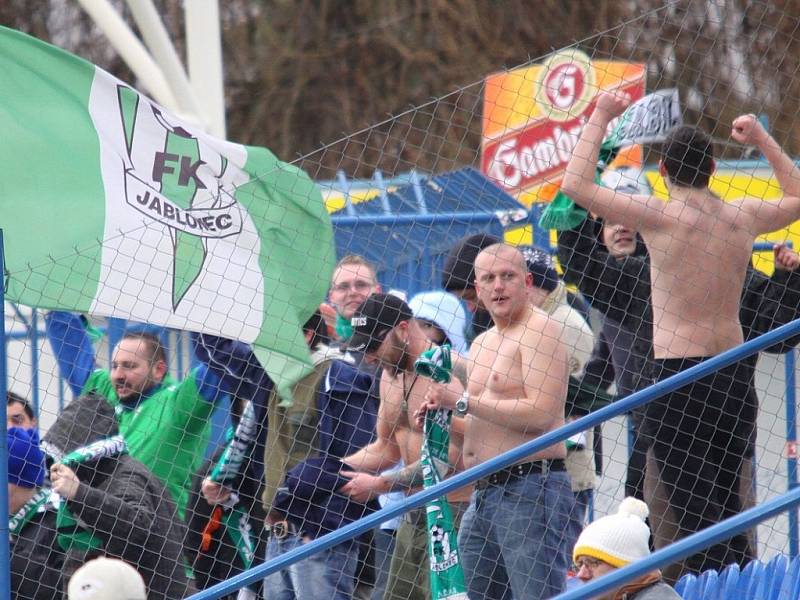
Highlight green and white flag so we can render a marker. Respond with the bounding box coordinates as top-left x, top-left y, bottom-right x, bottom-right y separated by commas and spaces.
0, 27, 335, 400
422, 409, 468, 600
